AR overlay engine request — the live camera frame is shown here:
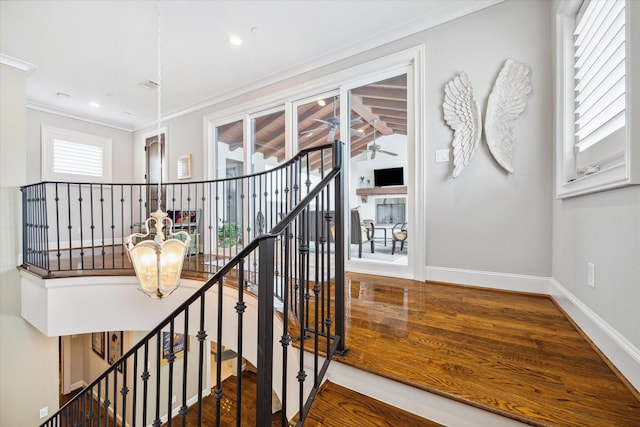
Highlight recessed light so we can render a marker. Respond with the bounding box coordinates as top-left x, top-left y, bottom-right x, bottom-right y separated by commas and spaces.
228, 35, 243, 46
89, 102, 100, 108
317, 99, 326, 107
